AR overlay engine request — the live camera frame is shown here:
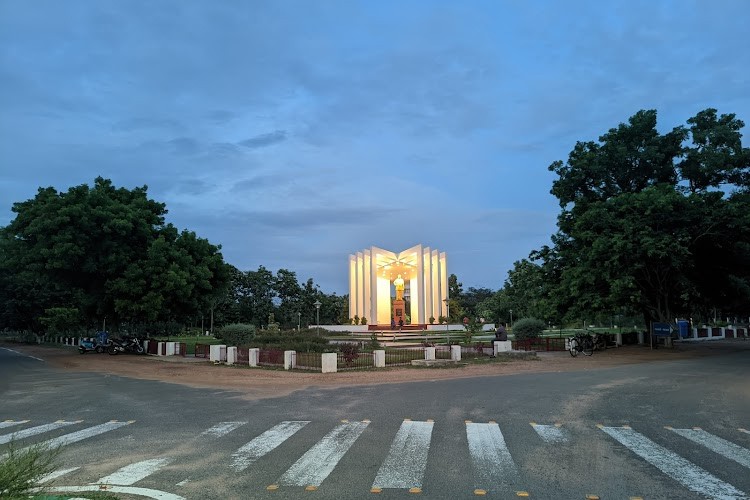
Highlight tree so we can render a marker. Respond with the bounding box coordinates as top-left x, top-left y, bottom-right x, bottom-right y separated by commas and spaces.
0, 178, 228, 333
541, 109, 750, 325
